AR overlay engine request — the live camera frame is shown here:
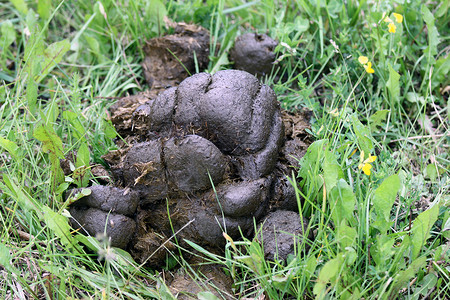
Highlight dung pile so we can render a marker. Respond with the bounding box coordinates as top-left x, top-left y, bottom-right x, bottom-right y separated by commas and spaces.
67, 70, 310, 266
